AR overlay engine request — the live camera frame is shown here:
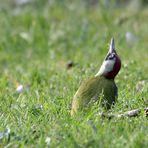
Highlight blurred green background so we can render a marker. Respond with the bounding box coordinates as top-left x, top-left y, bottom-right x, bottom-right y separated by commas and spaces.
0, 0, 148, 147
